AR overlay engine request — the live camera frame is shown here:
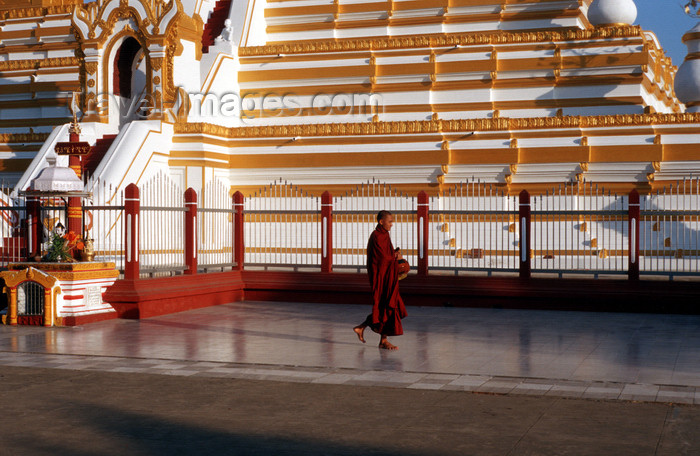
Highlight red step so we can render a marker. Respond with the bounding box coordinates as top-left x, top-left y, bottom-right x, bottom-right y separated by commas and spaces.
83, 134, 118, 178
201, 0, 233, 54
